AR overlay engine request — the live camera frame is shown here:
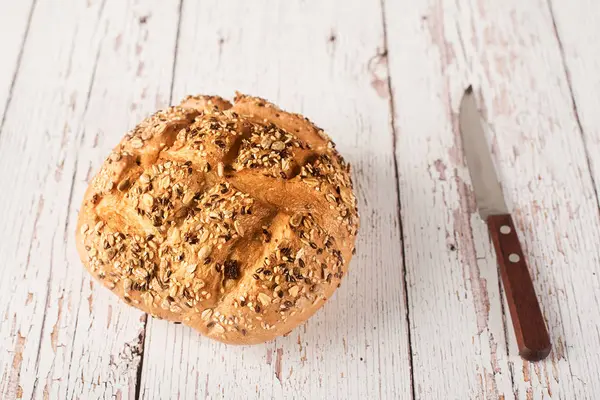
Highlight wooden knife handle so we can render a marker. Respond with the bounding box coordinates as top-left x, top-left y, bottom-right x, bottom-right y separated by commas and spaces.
487, 214, 551, 361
